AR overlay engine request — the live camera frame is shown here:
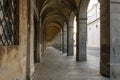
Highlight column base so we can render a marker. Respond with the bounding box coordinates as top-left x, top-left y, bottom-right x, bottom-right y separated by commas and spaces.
100, 62, 110, 78
67, 53, 74, 56
67, 50, 74, 56
76, 56, 87, 62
